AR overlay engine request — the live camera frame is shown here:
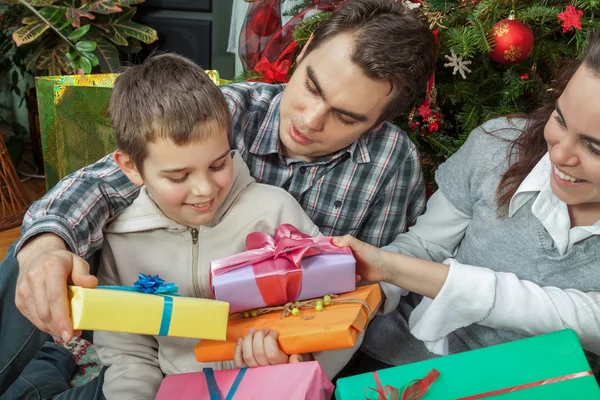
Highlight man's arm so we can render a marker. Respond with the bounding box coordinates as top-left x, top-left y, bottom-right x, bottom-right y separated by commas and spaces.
17, 154, 140, 257
15, 154, 140, 340
355, 145, 426, 248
